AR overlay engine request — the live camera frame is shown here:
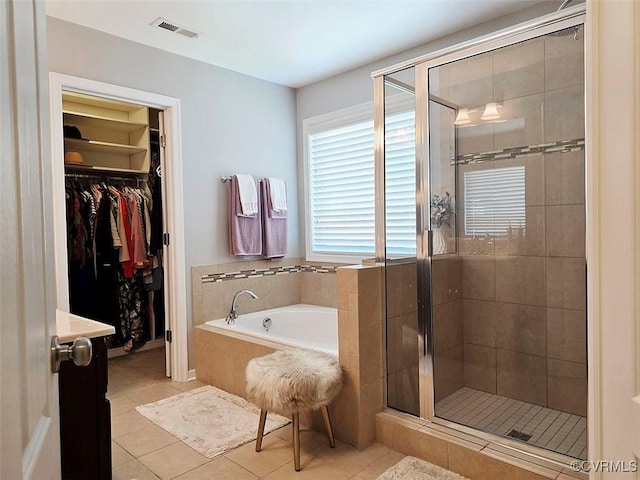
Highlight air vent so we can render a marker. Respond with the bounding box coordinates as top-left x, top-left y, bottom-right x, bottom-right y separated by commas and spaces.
176, 28, 199, 39
150, 17, 199, 39
157, 20, 179, 32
